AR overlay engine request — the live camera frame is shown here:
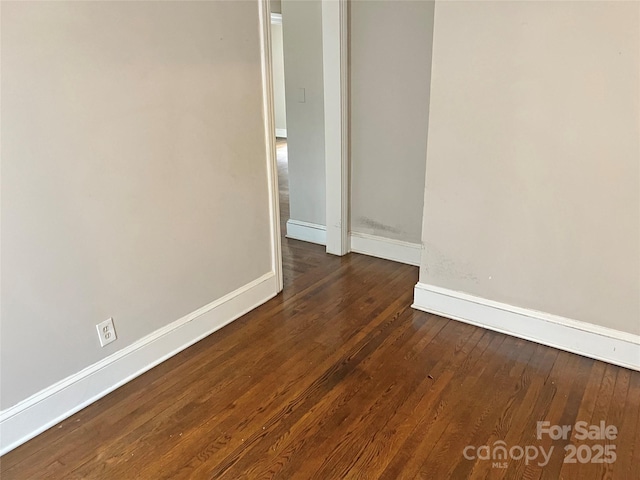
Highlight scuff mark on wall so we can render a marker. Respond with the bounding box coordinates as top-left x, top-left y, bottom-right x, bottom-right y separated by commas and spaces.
357, 216, 402, 235
424, 243, 479, 284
